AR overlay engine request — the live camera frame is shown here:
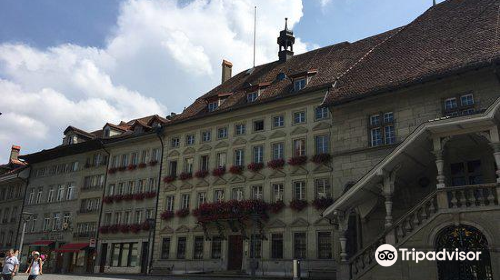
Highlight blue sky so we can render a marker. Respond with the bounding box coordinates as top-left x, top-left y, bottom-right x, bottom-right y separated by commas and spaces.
0, 0, 442, 162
